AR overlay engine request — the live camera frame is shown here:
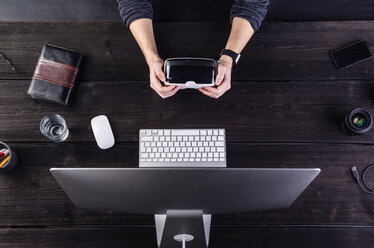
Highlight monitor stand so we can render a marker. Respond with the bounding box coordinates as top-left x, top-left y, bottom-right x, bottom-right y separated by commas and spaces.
155, 210, 211, 248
